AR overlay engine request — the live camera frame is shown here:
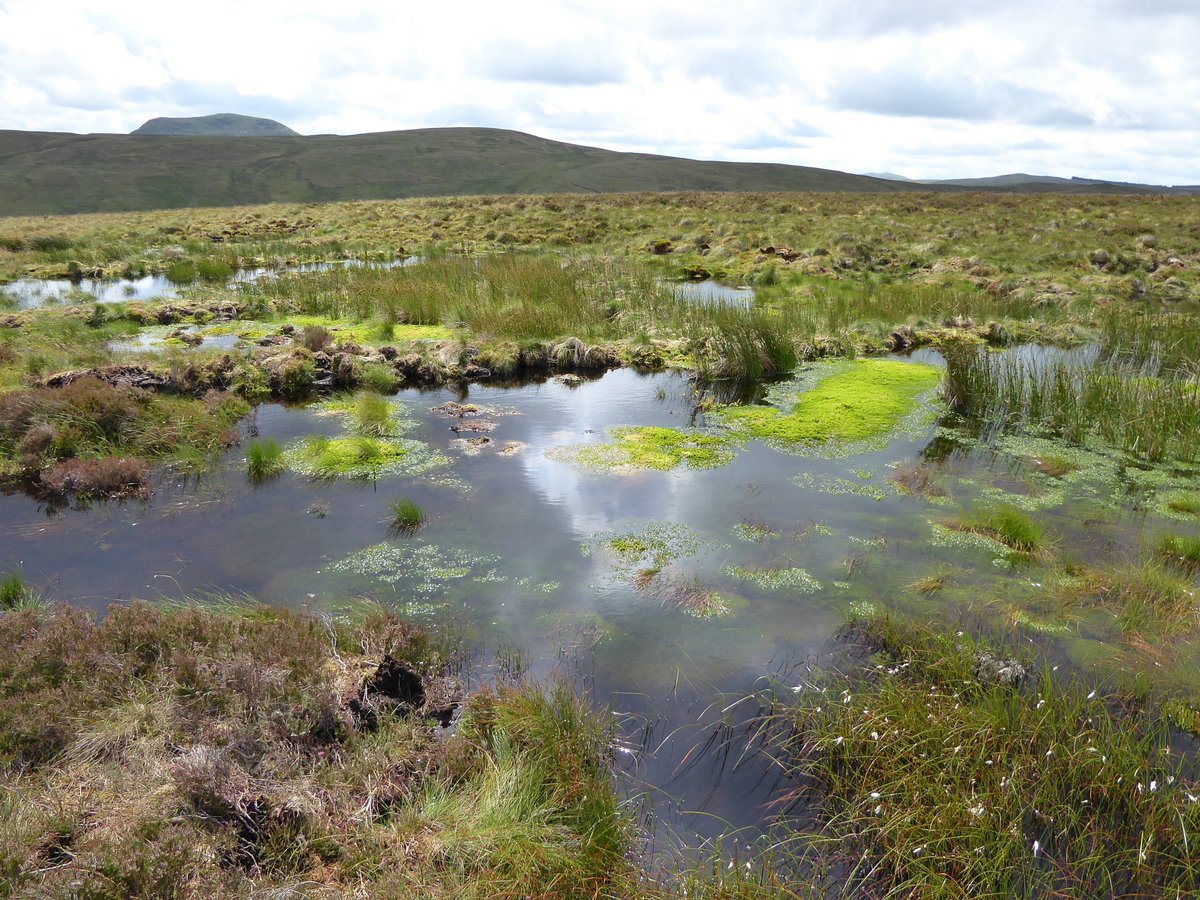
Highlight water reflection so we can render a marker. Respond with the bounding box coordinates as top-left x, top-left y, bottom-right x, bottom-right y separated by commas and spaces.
0, 256, 420, 308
